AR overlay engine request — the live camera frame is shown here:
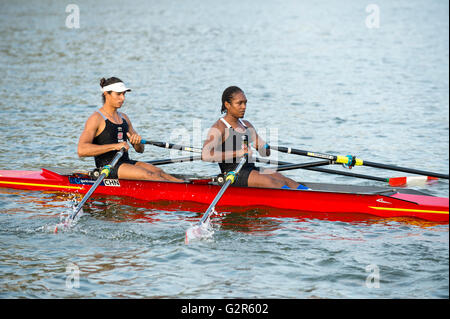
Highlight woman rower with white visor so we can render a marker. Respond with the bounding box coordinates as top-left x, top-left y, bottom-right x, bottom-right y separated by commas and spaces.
77, 77, 183, 182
